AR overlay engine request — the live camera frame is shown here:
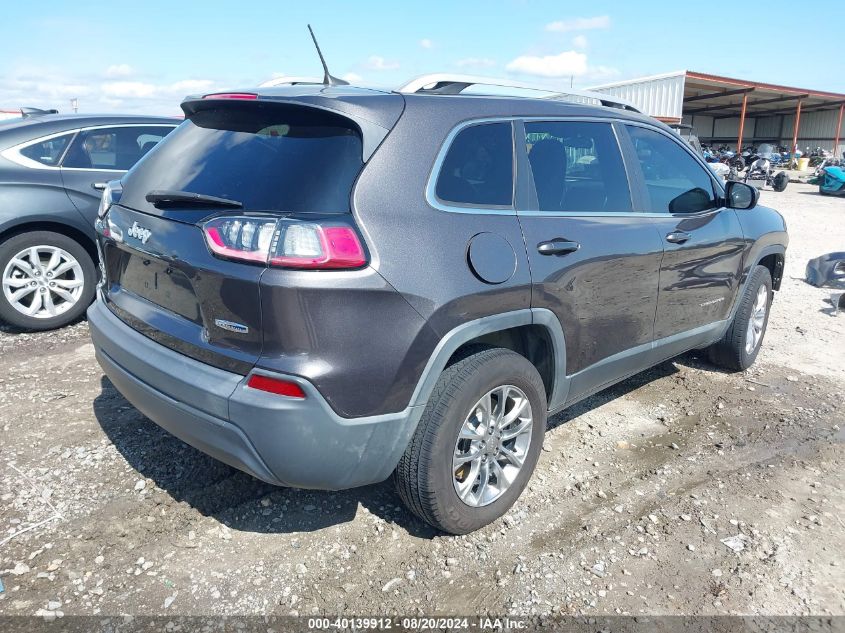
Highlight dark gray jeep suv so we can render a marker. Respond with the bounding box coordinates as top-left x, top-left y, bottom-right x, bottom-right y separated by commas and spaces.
88, 76, 787, 534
